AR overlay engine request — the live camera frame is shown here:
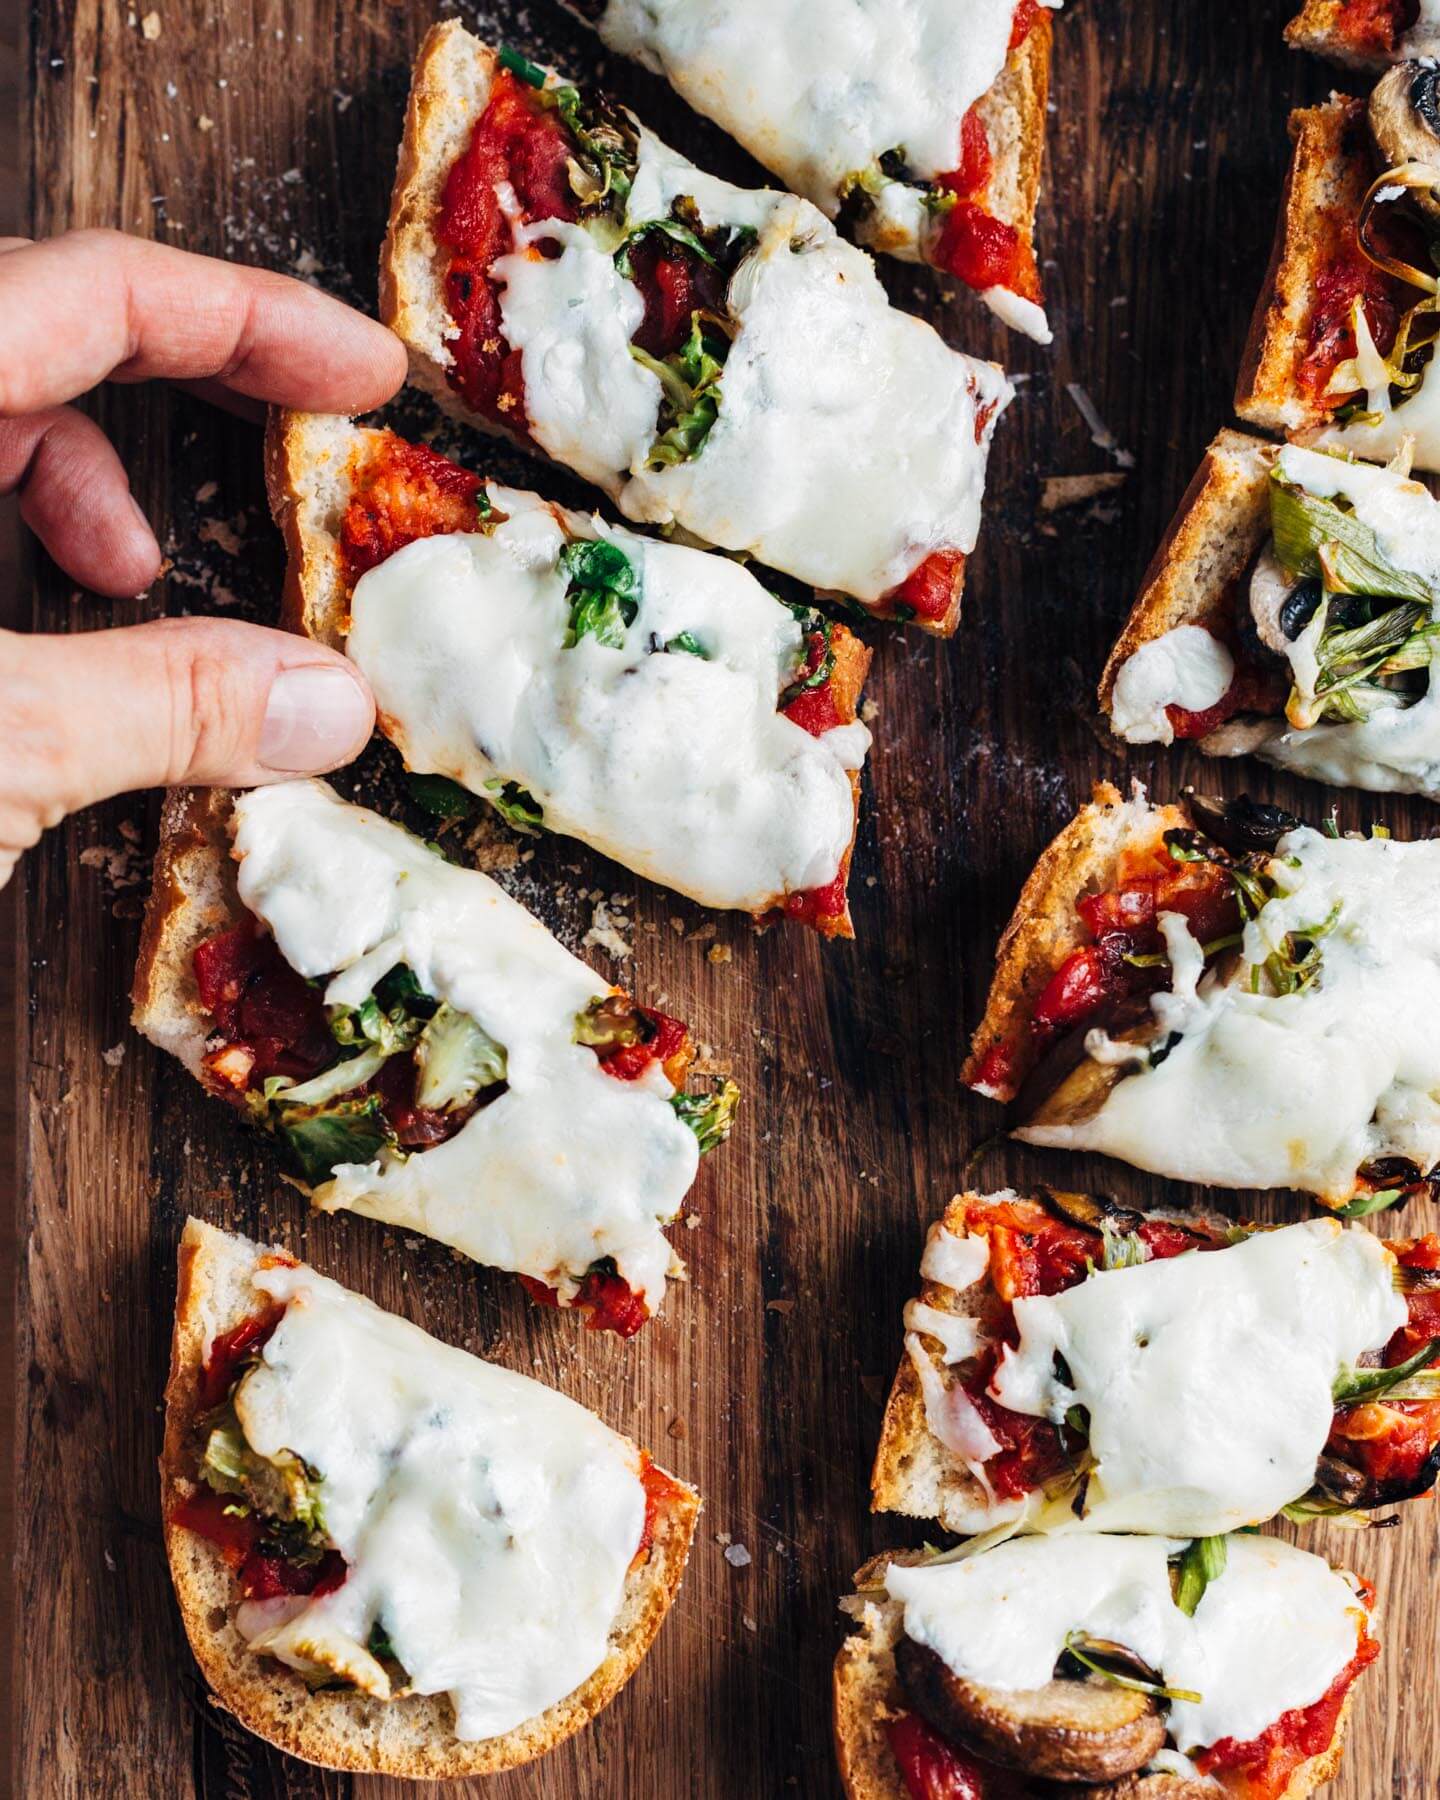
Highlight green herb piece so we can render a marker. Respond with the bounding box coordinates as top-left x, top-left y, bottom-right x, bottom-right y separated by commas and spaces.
273, 1093, 395, 1187
263, 1043, 391, 1110
631, 311, 732, 469
1269, 477, 1433, 603
1335, 1188, 1404, 1219
1280, 1495, 1385, 1527
413, 1003, 507, 1113
1333, 1337, 1440, 1406
200, 1405, 328, 1540
1062, 1633, 1202, 1705
1262, 898, 1342, 997
779, 606, 836, 707
329, 990, 428, 1058
559, 538, 640, 648
483, 779, 545, 836
1173, 1535, 1227, 1617
551, 85, 638, 207
498, 44, 548, 87
671, 1079, 740, 1155
615, 216, 720, 279
374, 964, 432, 1014
664, 631, 708, 658
1100, 1222, 1148, 1270
408, 773, 479, 822
367, 1621, 397, 1663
